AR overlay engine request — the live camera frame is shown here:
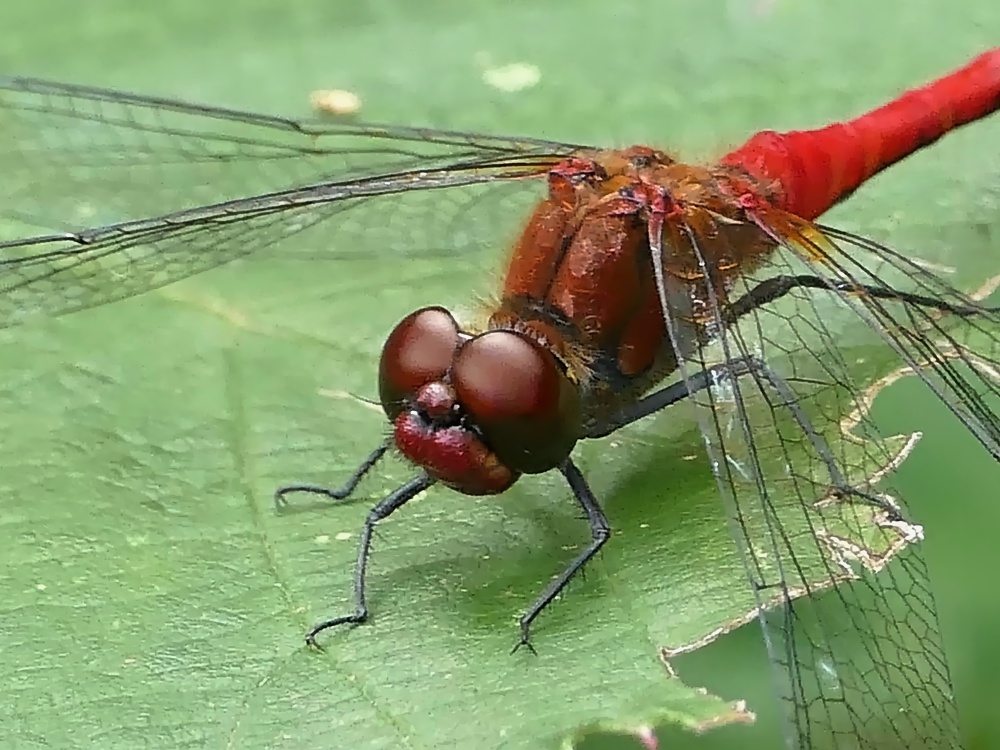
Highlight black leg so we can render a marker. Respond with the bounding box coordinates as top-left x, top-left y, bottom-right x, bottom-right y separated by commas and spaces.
592, 267, 990, 474
513, 459, 611, 654
274, 438, 392, 512
735, 355, 899, 516
590, 353, 895, 513
305, 472, 436, 649
586, 360, 756, 438
723, 273, 991, 323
